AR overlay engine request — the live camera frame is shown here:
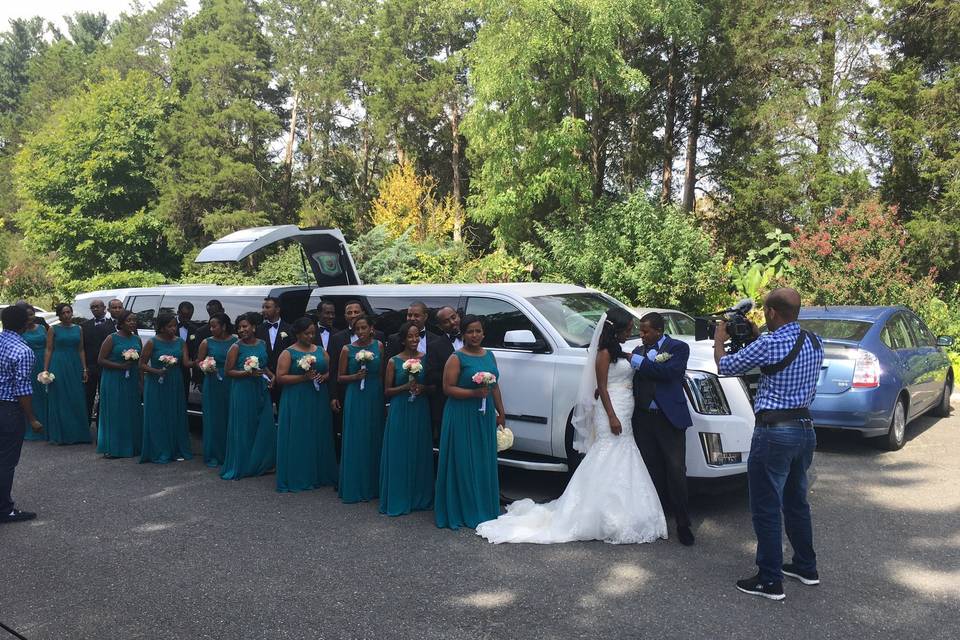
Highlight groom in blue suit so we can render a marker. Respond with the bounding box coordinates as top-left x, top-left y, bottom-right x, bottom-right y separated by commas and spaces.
630, 312, 695, 546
